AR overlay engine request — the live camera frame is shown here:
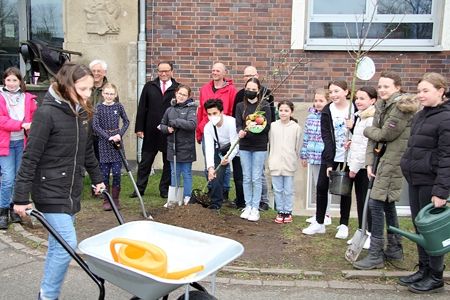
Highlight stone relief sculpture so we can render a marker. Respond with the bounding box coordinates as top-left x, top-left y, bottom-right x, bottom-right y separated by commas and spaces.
84, 0, 122, 35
